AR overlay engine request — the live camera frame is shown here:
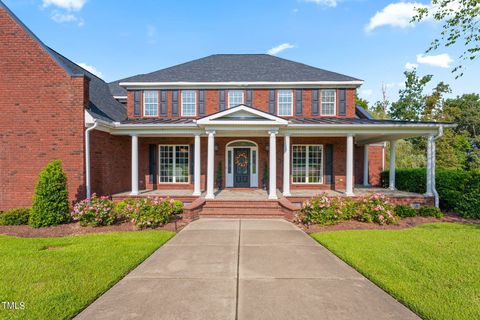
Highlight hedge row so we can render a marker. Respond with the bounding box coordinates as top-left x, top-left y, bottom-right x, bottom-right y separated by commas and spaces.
381, 168, 480, 219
